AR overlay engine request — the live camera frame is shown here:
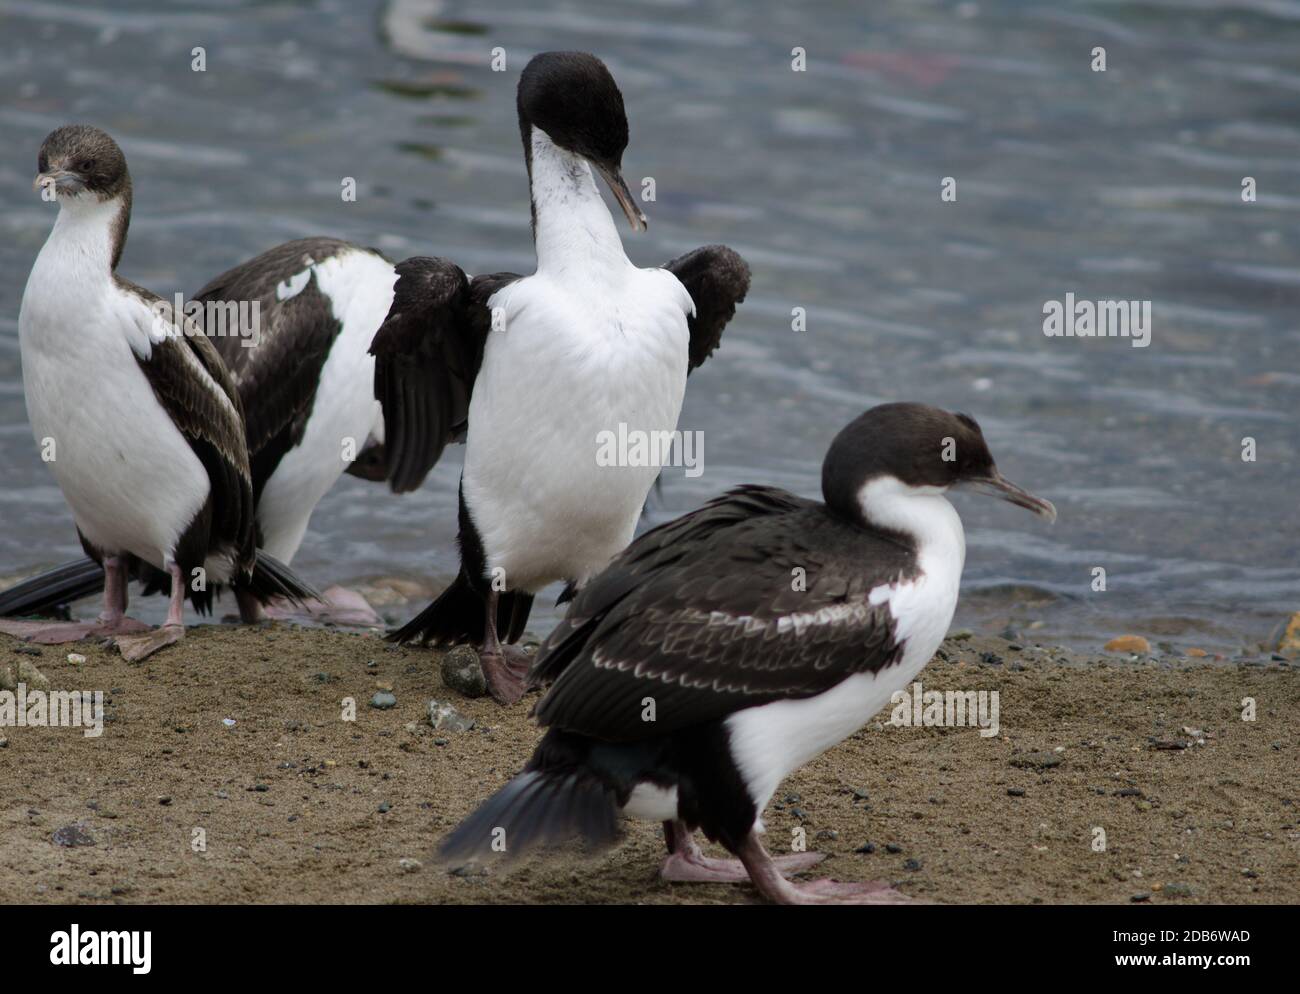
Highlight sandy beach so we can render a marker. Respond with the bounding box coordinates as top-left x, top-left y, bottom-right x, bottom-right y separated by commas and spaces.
1, 624, 1295, 904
